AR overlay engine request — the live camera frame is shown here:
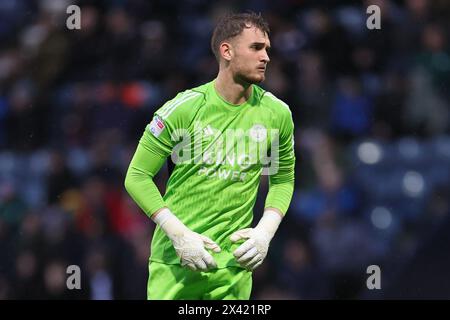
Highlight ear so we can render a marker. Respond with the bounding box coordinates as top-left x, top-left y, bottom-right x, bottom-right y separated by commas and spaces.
219, 41, 232, 62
